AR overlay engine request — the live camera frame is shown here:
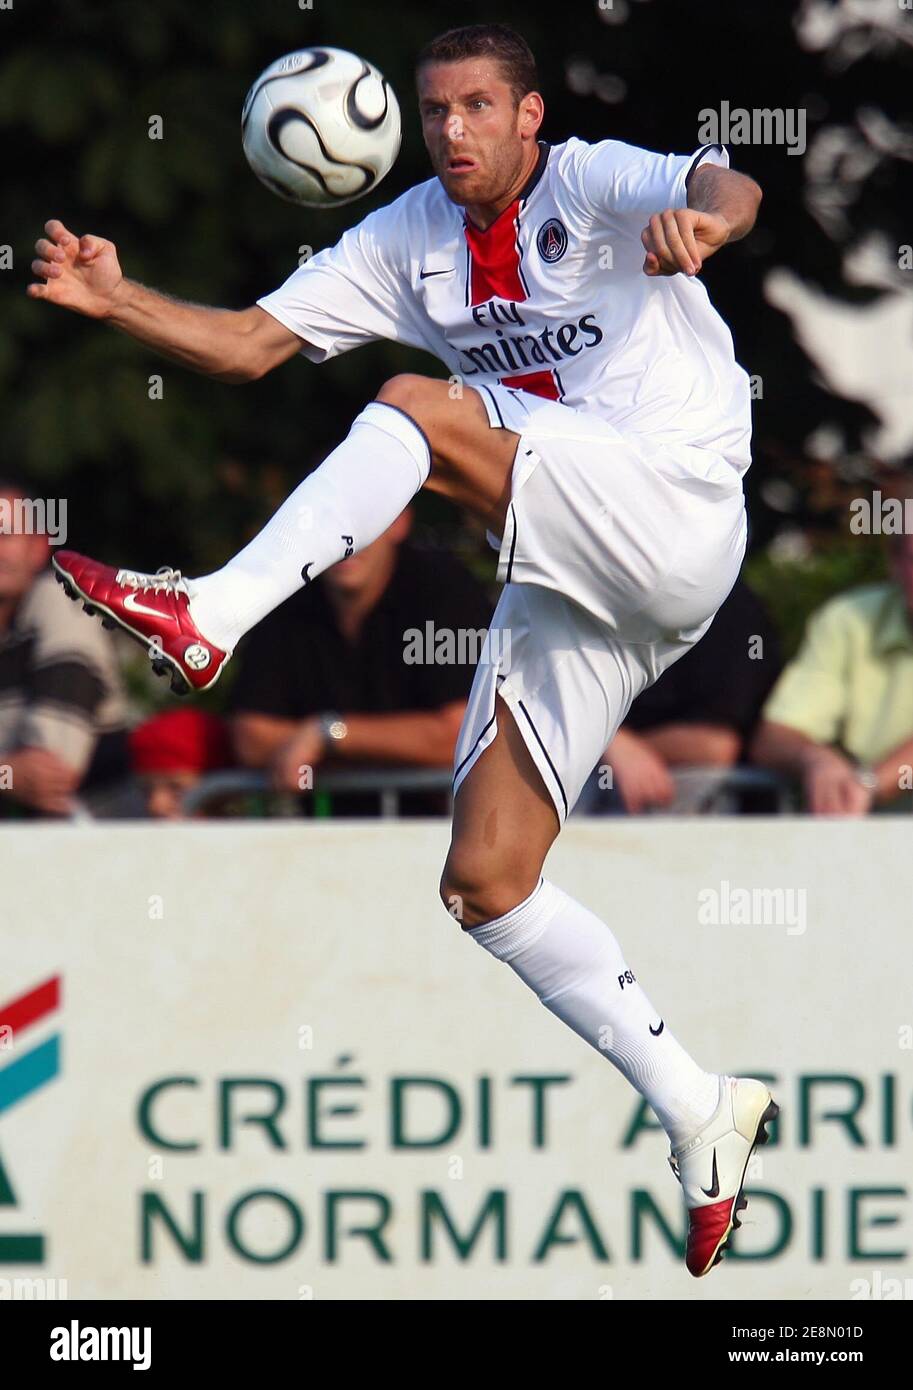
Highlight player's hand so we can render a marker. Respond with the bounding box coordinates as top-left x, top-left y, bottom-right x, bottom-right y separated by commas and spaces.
27, 220, 125, 319
3, 746, 79, 815
640, 208, 731, 277
606, 731, 676, 814
801, 747, 873, 817
269, 718, 328, 794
